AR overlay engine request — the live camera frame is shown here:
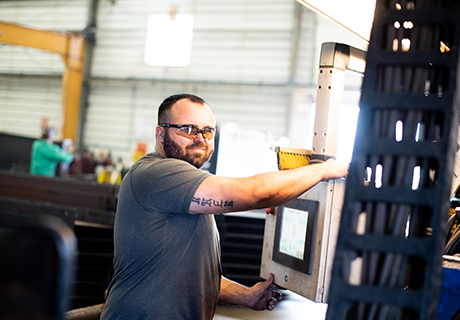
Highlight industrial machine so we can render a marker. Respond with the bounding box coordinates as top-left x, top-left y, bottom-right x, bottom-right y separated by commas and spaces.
262, 1, 460, 320
325, 1, 460, 319
260, 42, 366, 303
